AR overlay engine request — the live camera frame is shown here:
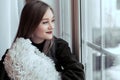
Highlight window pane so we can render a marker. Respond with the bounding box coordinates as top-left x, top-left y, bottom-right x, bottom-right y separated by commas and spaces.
81, 0, 120, 80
